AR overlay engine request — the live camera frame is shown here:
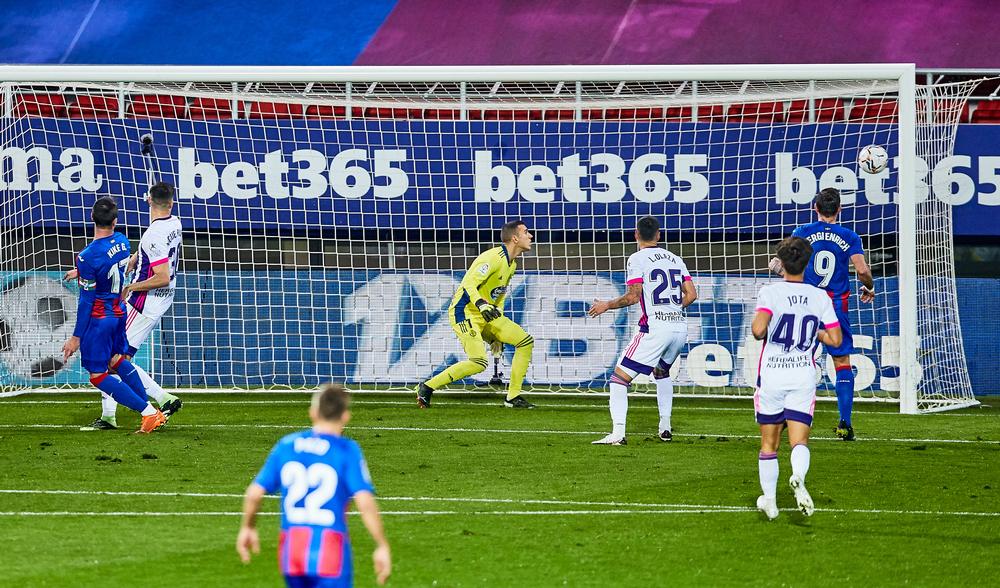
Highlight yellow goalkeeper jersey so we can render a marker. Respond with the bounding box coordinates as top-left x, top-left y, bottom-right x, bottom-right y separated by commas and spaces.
449, 244, 517, 324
